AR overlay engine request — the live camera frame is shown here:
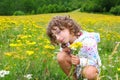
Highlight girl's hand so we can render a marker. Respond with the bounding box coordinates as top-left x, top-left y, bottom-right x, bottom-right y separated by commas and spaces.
71, 54, 80, 65
62, 47, 71, 54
